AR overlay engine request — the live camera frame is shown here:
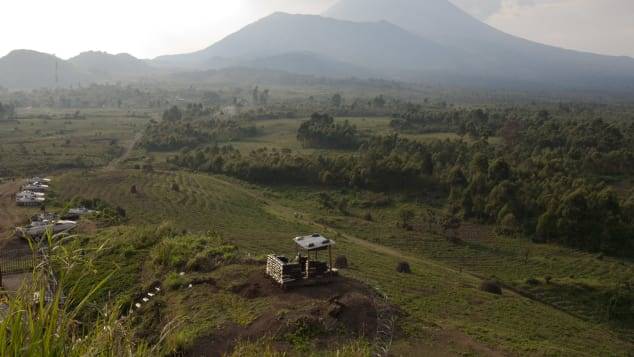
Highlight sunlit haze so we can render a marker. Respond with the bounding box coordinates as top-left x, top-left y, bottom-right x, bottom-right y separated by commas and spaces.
1, 0, 633, 59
